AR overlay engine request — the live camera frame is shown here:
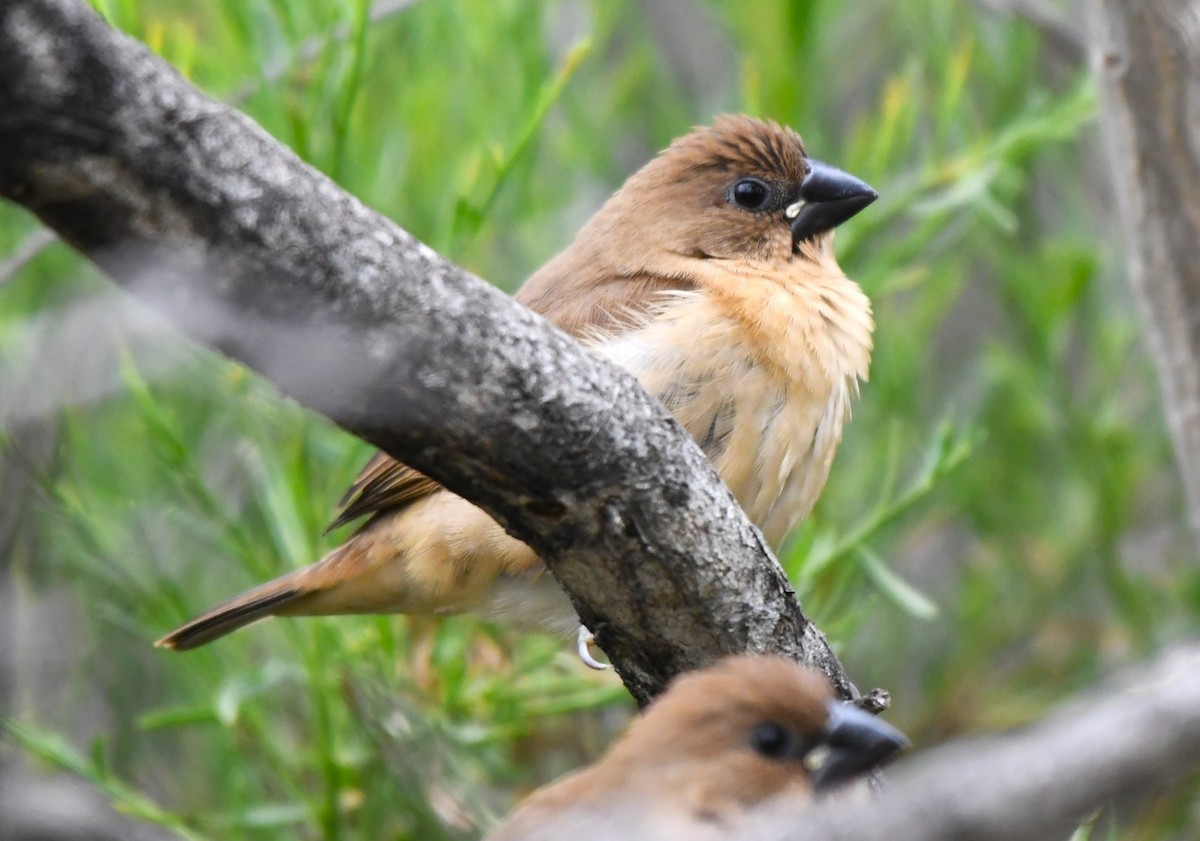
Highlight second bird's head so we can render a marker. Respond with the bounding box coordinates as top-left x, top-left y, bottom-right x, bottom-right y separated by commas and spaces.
588, 114, 877, 266
605, 655, 908, 807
